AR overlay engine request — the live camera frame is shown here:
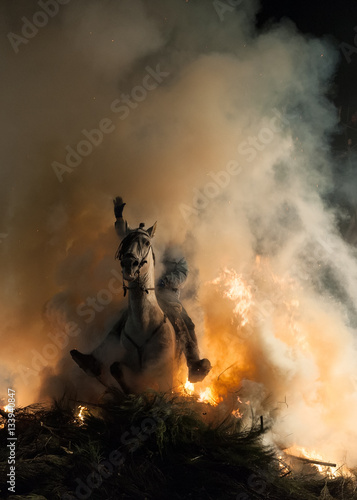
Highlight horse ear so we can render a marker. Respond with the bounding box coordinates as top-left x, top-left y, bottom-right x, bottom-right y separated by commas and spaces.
147, 222, 157, 238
